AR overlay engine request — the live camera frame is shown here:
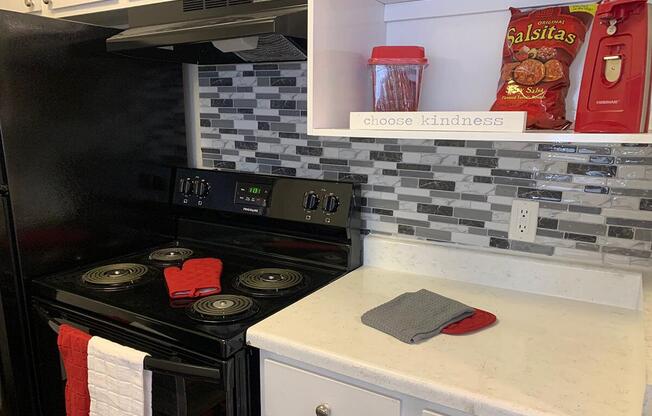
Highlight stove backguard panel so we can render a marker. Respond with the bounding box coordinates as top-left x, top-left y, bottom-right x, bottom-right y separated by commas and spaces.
196, 61, 652, 270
